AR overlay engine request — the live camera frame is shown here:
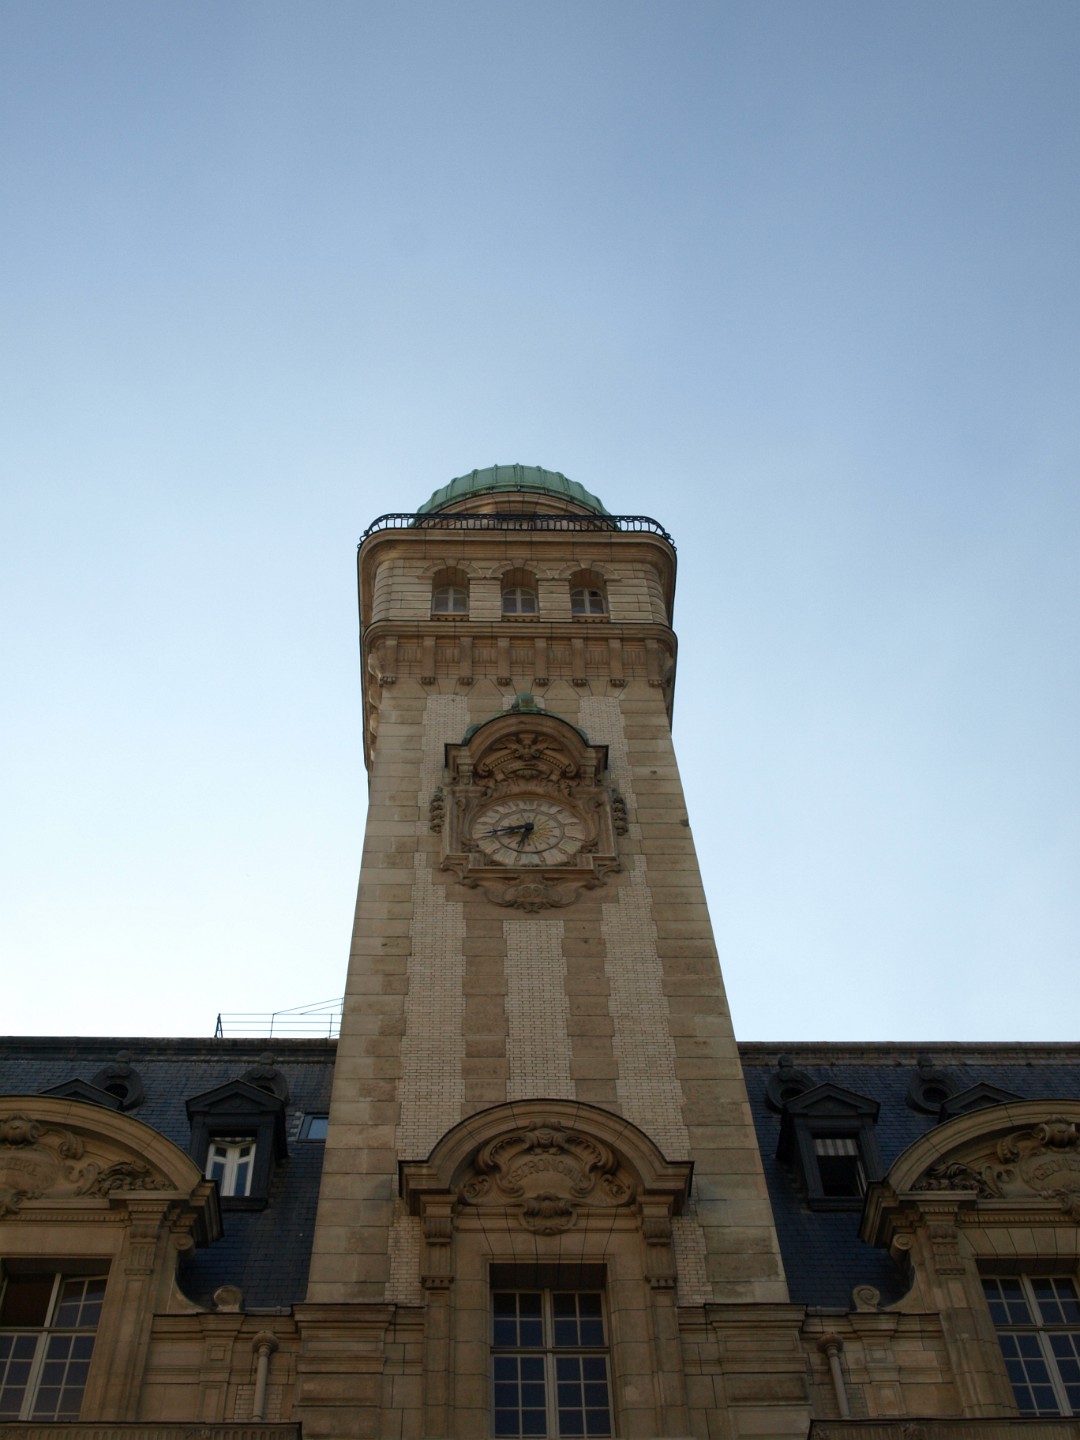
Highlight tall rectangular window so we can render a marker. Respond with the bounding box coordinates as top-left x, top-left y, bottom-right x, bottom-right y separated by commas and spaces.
984, 1274, 1080, 1415
491, 1274, 612, 1438
0, 1271, 106, 1421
